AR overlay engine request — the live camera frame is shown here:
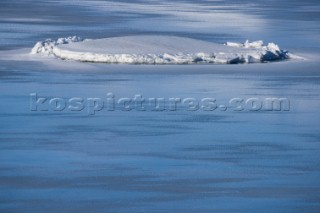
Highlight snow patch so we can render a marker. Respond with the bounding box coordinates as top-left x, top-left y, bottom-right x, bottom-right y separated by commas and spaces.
31, 36, 301, 64
31, 36, 84, 55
